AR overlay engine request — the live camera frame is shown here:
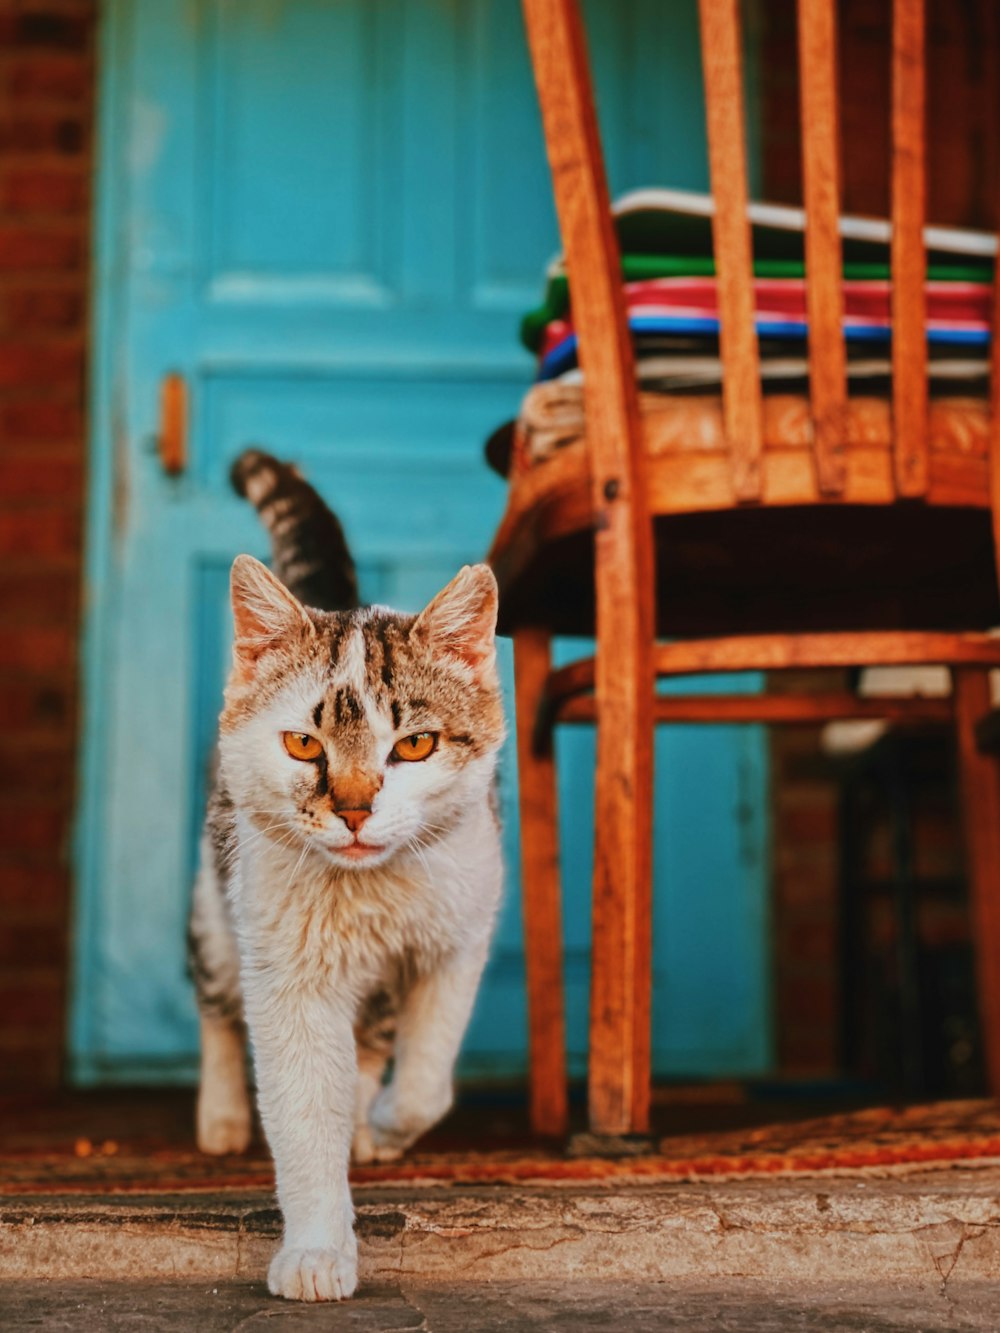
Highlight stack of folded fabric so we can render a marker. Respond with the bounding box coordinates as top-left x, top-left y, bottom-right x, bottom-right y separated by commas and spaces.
487, 190, 995, 478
